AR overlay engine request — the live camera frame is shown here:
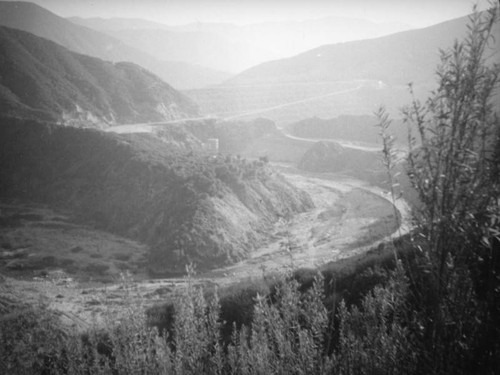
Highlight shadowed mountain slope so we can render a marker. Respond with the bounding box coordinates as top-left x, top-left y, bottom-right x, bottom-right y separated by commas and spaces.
0, 26, 198, 126
0, 118, 313, 273
0, 1, 229, 88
